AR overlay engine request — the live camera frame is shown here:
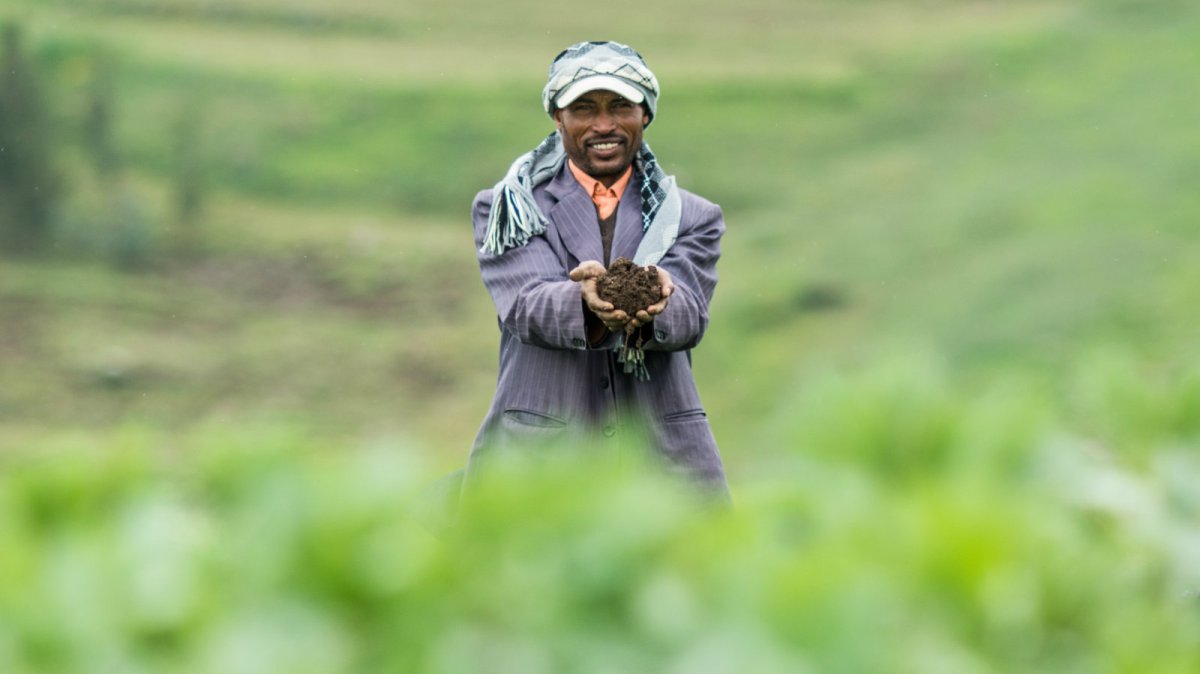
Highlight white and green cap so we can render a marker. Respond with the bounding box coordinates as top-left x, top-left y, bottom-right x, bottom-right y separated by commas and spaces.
542, 41, 660, 124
